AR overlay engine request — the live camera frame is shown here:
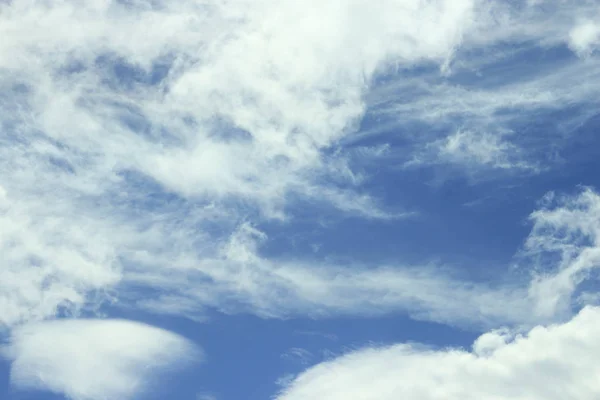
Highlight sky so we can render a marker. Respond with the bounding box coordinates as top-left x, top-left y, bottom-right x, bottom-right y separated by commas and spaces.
1, 0, 600, 399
